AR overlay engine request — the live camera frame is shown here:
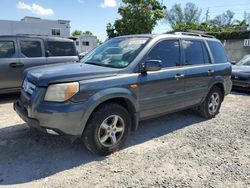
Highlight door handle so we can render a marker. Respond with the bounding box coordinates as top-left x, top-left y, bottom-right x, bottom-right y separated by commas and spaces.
175, 74, 185, 80
207, 69, 215, 75
9, 62, 24, 68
